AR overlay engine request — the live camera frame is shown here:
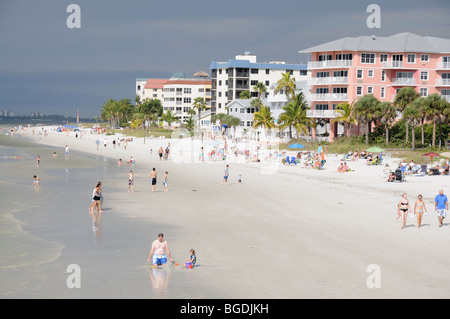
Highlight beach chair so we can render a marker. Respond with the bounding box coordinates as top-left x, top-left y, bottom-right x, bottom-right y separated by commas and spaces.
285, 156, 290, 165
394, 169, 404, 182
419, 165, 427, 175
291, 156, 297, 165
